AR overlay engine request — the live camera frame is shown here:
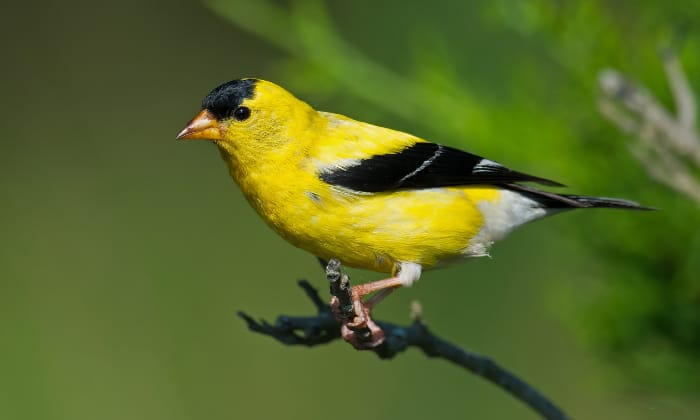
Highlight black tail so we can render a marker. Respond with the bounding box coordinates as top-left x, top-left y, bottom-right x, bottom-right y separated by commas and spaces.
506, 183, 654, 210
